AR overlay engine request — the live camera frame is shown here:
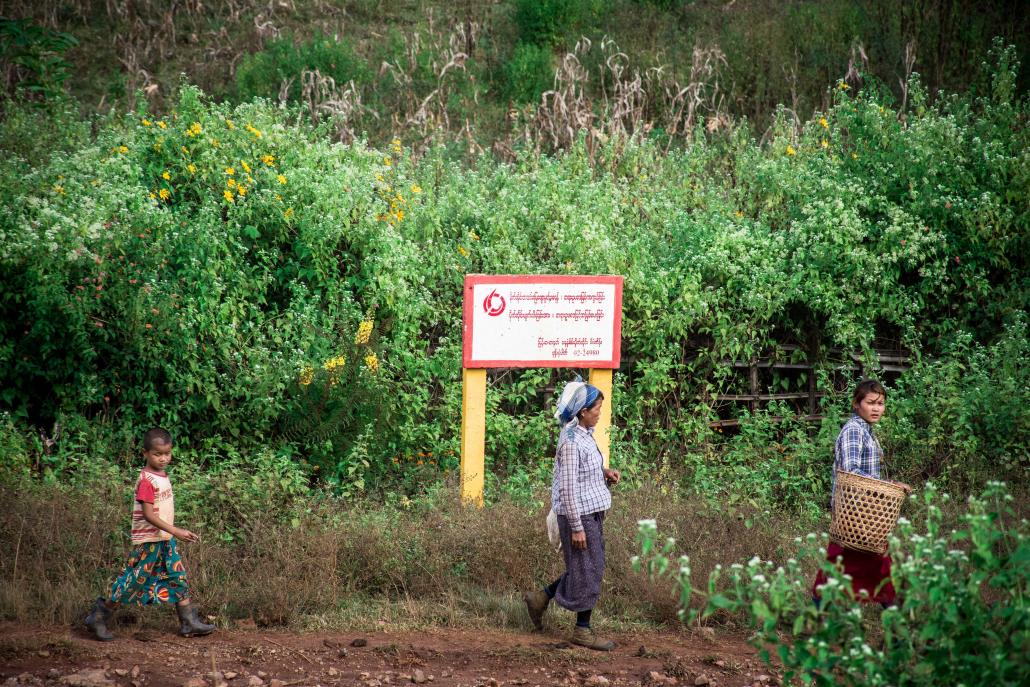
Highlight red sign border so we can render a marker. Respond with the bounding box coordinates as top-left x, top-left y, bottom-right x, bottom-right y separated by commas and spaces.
462, 274, 623, 369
